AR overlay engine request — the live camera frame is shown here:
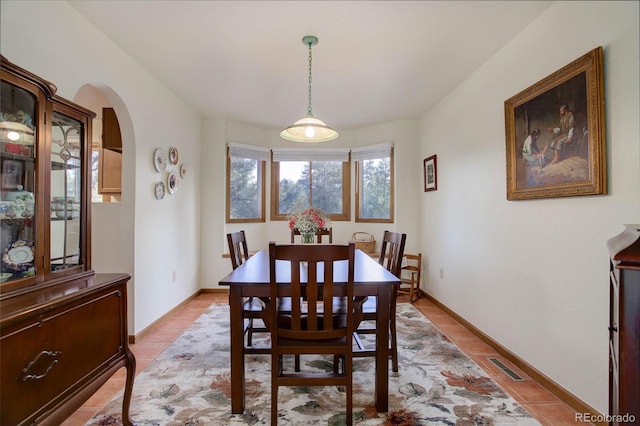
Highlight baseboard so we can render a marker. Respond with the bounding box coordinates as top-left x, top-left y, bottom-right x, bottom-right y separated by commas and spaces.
423, 291, 605, 426
128, 289, 204, 344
